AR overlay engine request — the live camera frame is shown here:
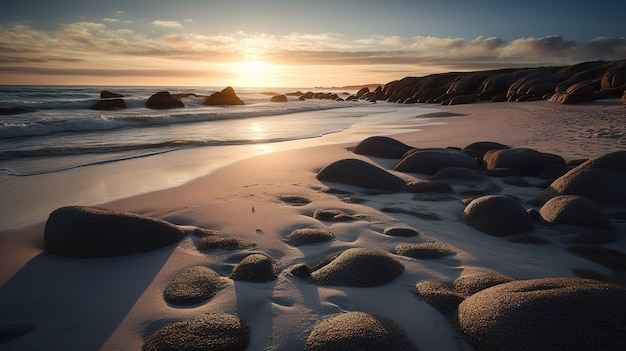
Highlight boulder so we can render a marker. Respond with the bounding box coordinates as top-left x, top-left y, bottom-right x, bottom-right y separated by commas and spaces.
539, 151, 626, 206
394, 148, 481, 175
44, 206, 185, 258
146, 91, 184, 109
483, 148, 565, 175
457, 278, 626, 351
317, 158, 406, 192
549, 83, 596, 104
461, 195, 534, 236
91, 98, 126, 110
448, 93, 478, 105
202, 86, 245, 105
229, 254, 277, 282
415, 281, 465, 313
462, 141, 510, 160
142, 313, 249, 351
0, 107, 30, 115
352, 136, 413, 159
100, 91, 124, 98
452, 273, 514, 296
622, 91, 626, 104
270, 94, 288, 102
305, 312, 417, 351
310, 248, 404, 287
355, 87, 370, 99
288, 228, 335, 246
163, 266, 225, 306
539, 195, 612, 229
